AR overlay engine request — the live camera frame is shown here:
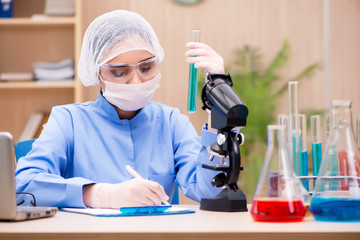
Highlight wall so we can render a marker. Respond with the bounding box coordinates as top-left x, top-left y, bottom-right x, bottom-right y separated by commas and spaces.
329, 0, 360, 113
